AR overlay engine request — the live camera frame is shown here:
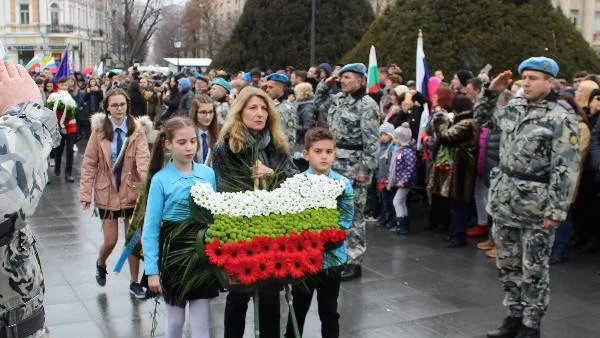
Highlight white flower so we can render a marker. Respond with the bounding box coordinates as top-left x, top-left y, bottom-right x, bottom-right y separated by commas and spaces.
190, 174, 345, 217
